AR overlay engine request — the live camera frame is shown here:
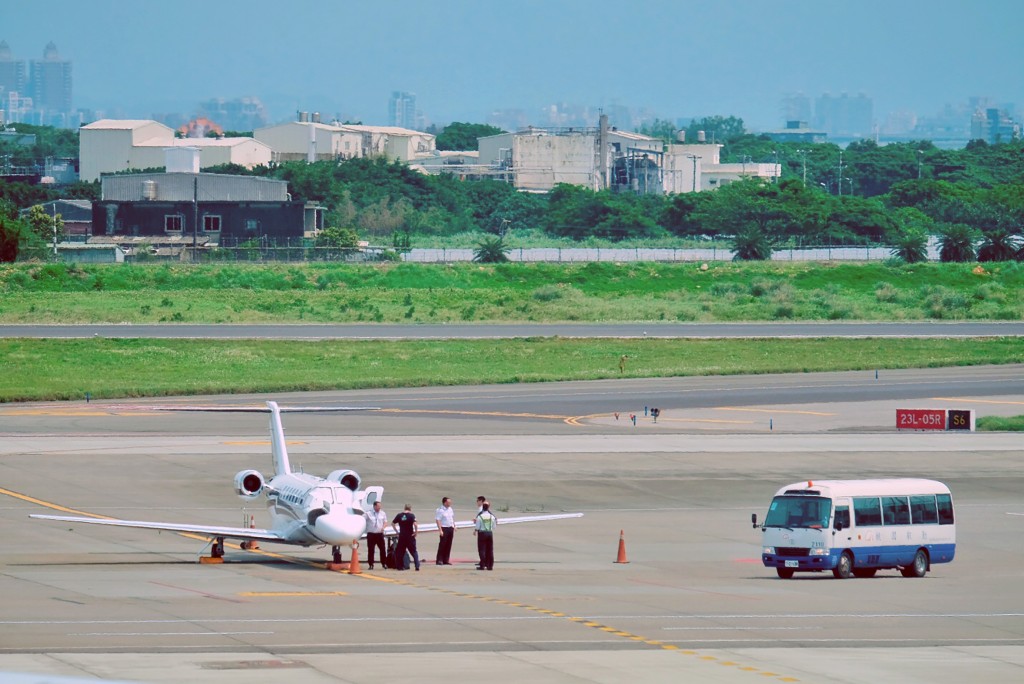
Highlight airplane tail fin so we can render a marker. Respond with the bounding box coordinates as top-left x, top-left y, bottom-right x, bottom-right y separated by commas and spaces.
267, 401, 291, 476
102, 401, 379, 479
